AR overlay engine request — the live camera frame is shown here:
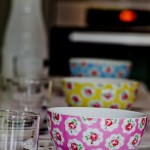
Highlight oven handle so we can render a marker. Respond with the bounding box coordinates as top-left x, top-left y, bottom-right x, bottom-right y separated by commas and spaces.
69, 31, 150, 46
